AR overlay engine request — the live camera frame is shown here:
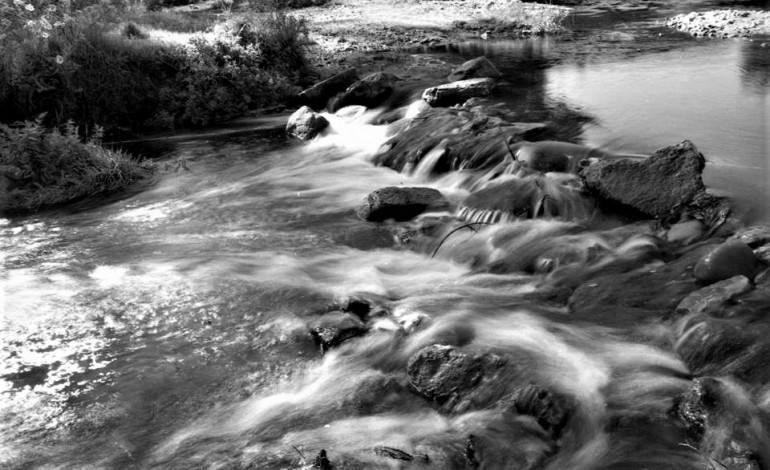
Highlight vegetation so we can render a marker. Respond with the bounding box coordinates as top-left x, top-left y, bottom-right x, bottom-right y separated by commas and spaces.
0, 119, 155, 213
